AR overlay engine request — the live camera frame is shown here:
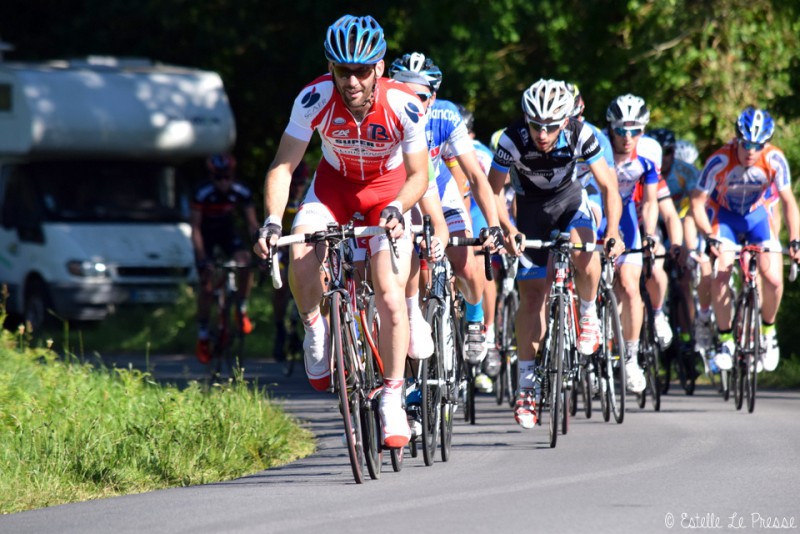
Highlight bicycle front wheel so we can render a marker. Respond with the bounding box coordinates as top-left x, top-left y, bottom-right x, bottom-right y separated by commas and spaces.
421, 301, 443, 466
440, 310, 457, 463
603, 289, 626, 424
744, 290, 760, 413
330, 293, 365, 484
544, 297, 565, 448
